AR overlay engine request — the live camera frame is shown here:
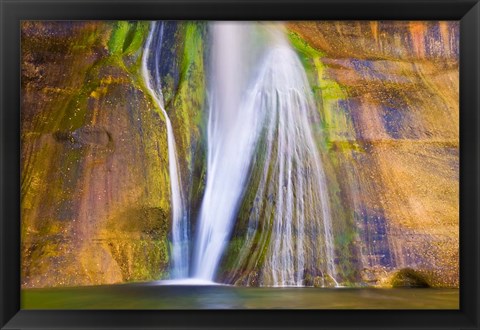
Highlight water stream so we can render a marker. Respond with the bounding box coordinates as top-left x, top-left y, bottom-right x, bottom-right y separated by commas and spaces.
192, 22, 264, 280
142, 22, 190, 279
